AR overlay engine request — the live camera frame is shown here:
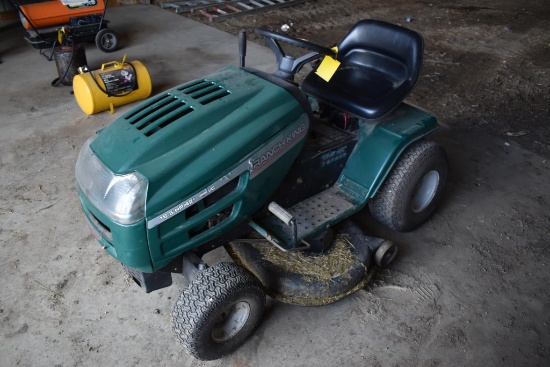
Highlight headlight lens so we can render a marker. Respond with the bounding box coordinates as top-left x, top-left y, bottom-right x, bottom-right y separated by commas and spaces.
76, 136, 148, 225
